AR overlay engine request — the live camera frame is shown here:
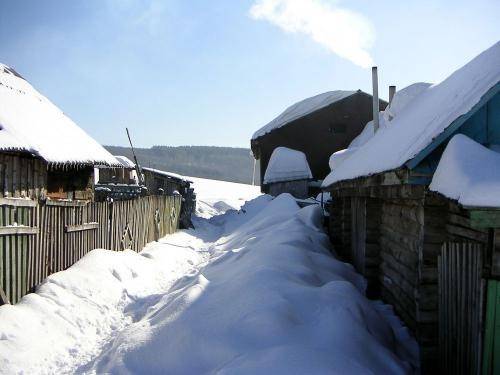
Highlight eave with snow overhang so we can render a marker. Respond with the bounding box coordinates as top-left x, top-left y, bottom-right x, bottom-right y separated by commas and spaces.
0, 63, 119, 168
323, 41, 500, 190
